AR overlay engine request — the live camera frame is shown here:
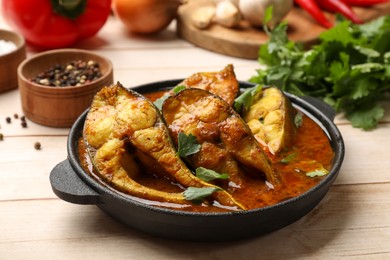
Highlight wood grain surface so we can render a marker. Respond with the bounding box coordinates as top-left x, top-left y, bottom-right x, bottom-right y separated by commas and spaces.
1, 2, 390, 258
